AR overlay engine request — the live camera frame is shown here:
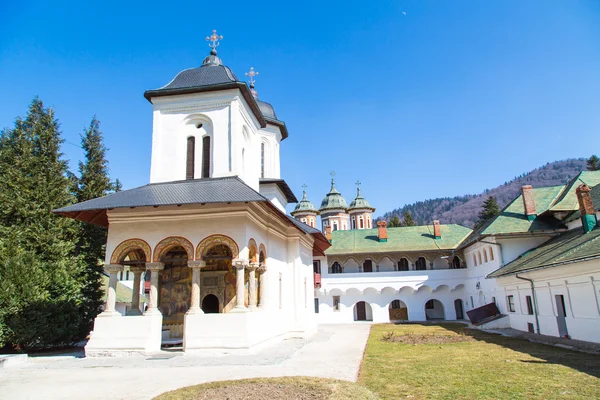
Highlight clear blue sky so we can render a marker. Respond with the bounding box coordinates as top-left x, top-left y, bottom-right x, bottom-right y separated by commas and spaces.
1, 1, 599, 216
